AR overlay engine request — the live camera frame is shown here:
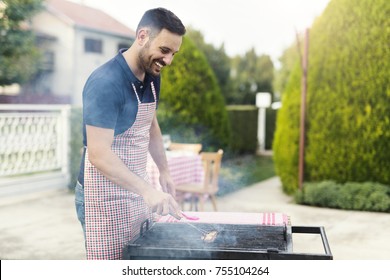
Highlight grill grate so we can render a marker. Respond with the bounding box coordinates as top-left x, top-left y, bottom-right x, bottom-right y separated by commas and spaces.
129, 223, 287, 251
